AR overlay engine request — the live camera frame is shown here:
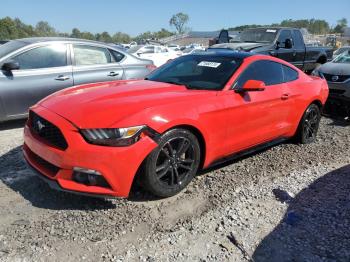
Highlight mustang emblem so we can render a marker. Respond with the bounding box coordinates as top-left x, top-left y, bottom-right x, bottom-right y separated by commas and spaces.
36, 120, 45, 131
331, 75, 339, 82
